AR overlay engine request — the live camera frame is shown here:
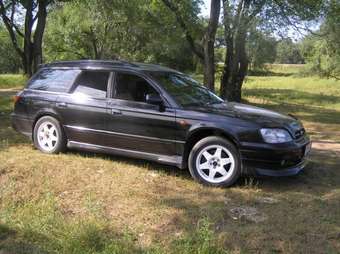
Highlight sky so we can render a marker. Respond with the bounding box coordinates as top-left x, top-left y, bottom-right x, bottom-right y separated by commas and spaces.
200, 0, 211, 17
199, 0, 318, 41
